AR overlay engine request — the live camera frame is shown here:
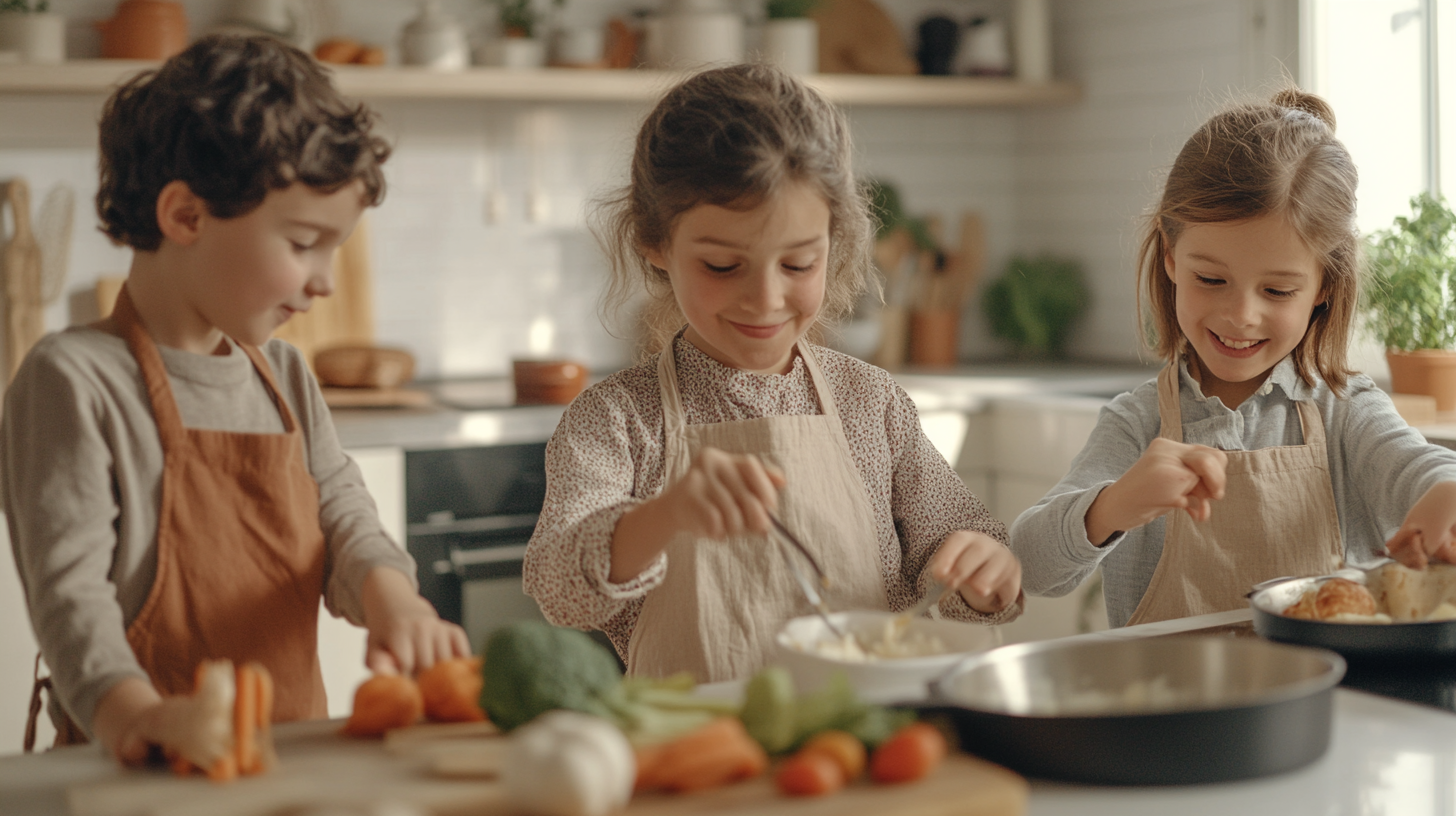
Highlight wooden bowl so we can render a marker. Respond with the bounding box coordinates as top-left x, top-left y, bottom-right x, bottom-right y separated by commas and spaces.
512, 359, 587, 405
314, 345, 416, 389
